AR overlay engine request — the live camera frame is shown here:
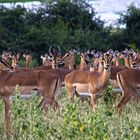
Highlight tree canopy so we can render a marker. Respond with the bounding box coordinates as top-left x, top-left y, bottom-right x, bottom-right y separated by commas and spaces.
0, 1, 140, 61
